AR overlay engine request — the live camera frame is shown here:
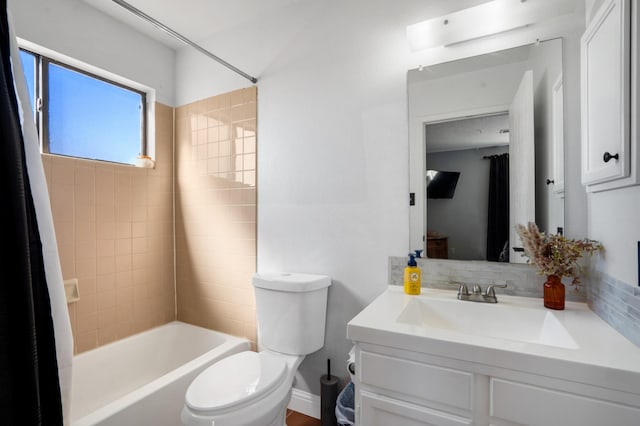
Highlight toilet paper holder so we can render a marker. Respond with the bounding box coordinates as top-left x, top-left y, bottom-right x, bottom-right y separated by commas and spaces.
347, 346, 356, 381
